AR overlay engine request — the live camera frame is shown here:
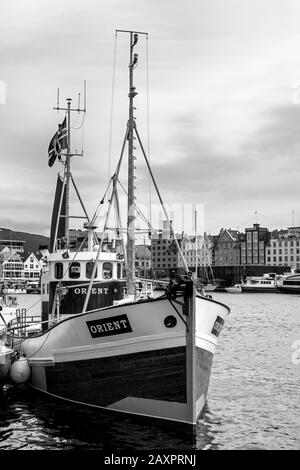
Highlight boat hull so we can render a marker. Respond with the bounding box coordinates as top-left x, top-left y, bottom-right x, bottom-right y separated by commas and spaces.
14, 294, 229, 428
225, 287, 242, 294
240, 286, 277, 293
276, 286, 300, 294
0, 347, 13, 386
